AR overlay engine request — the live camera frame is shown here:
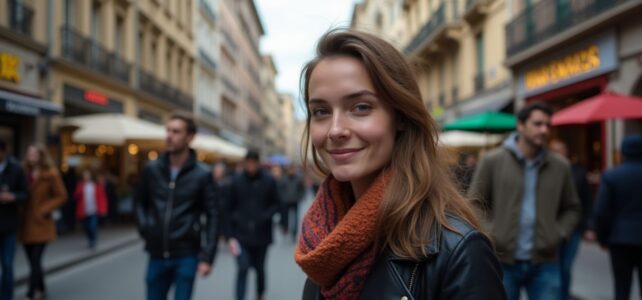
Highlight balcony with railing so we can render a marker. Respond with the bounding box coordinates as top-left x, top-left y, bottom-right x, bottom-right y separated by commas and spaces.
463, 0, 491, 24
474, 73, 484, 93
405, 0, 464, 56
61, 27, 131, 83
138, 69, 193, 111
506, 0, 636, 59
7, 0, 33, 37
